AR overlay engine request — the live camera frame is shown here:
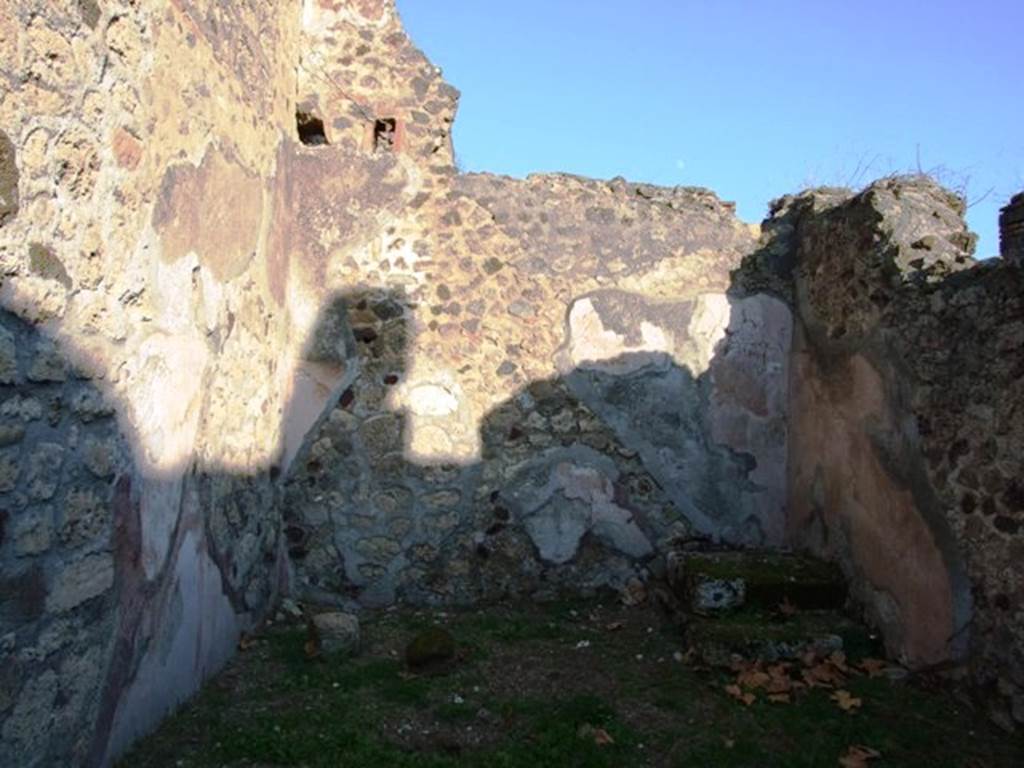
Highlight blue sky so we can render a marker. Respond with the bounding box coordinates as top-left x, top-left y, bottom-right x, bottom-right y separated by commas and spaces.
398, 0, 1023, 259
